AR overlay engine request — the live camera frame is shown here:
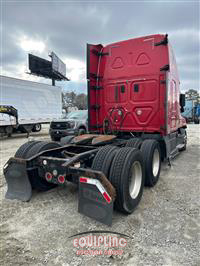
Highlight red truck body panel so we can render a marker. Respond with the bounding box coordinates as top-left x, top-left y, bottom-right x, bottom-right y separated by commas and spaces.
87, 34, 186, 136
